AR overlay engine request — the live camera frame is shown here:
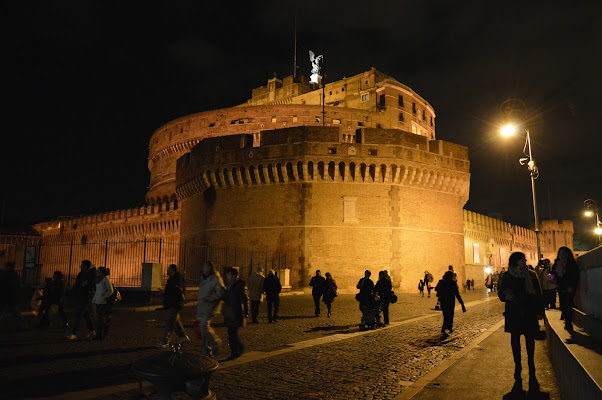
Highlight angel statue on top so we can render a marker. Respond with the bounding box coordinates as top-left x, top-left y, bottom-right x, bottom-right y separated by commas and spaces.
309, 50, 323, 84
